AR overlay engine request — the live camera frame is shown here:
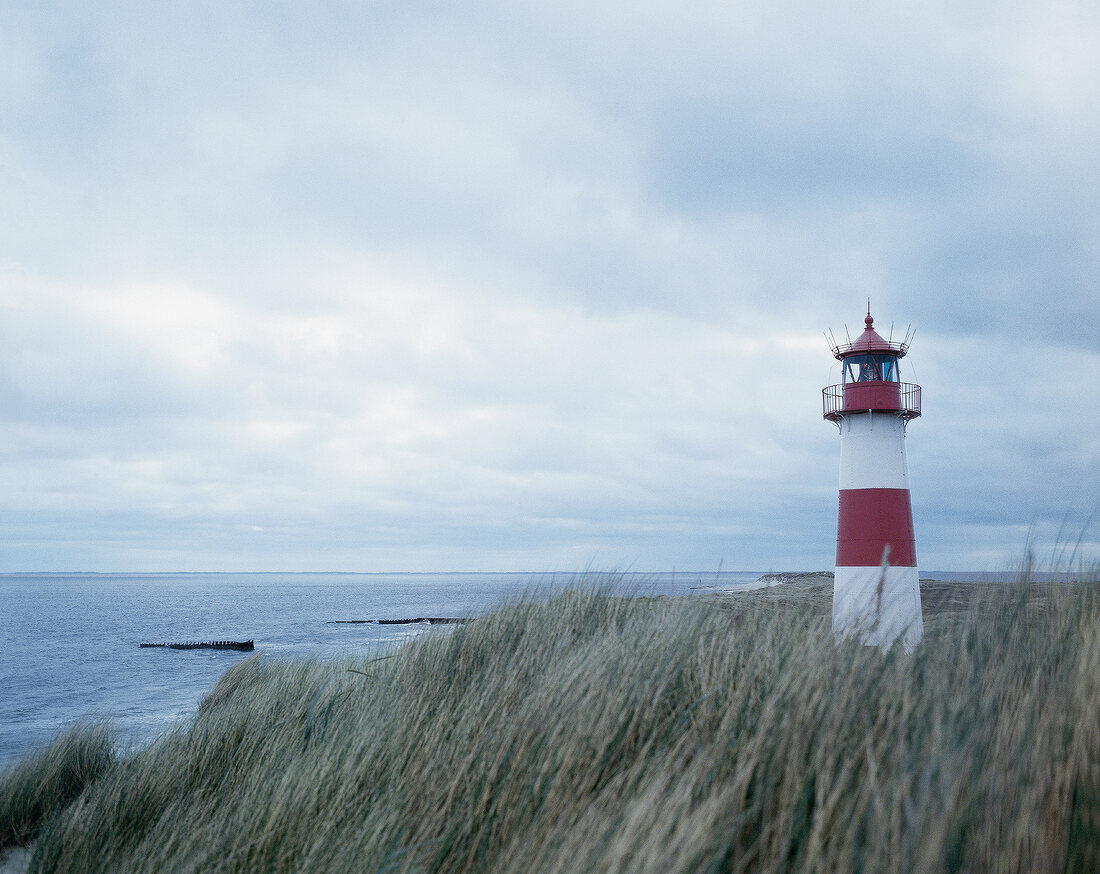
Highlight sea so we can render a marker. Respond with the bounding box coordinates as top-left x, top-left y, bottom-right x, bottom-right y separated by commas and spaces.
0, 570, 763, 771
